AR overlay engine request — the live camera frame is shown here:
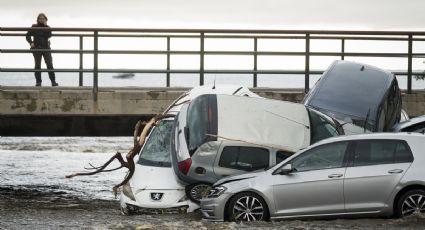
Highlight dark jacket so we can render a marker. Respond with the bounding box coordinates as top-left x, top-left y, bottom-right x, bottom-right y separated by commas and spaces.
26, 23, 52, 49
